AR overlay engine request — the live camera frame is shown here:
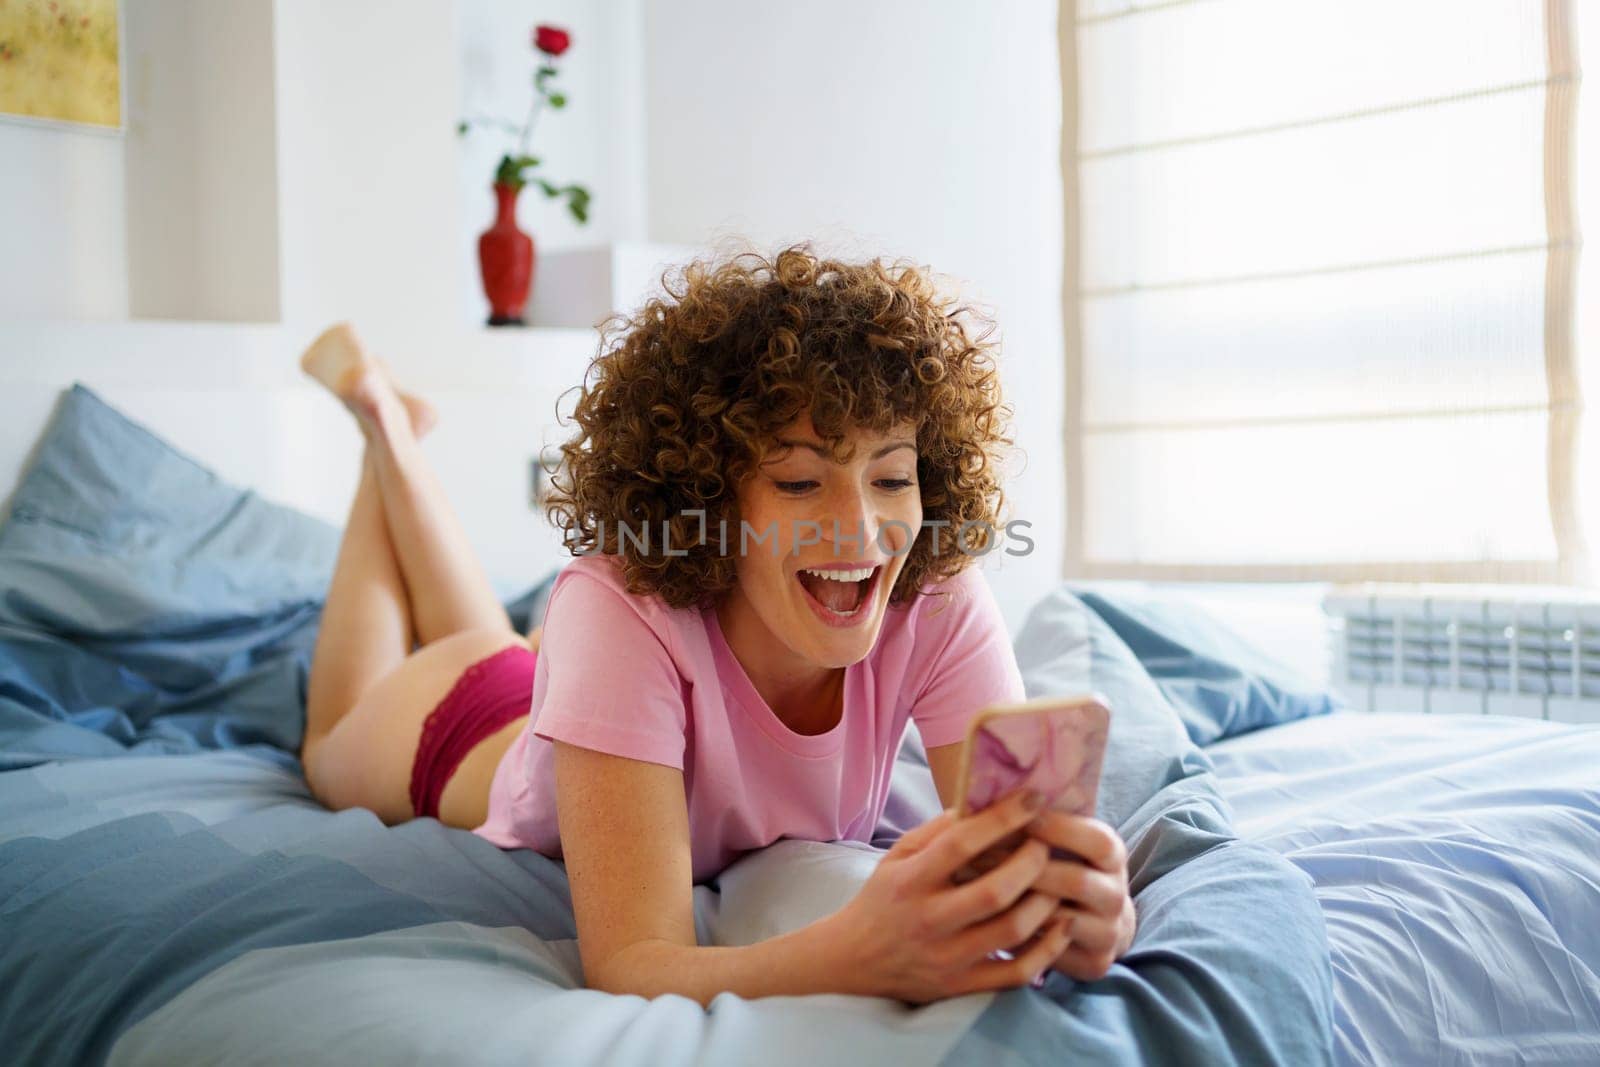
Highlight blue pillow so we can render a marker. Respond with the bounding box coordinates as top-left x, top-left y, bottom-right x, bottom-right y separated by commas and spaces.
1068, 587, 1342, 746
0, 386, 340, 770
0, 384, 559, 771
875, 580, 1341, 845
1009, 584, 1220, 839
